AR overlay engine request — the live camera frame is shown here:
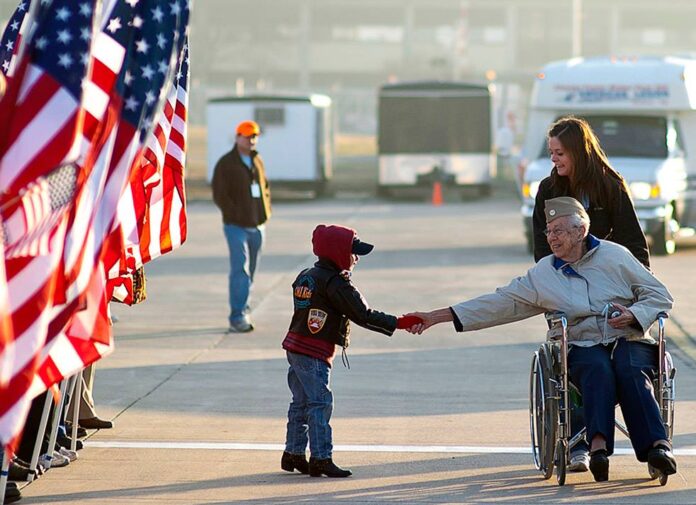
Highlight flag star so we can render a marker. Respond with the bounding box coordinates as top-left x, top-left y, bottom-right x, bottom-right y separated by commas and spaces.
55, 6, 71, 21
136, 38, 149, 53
107, 17, 122, 33
18, 2, 27, 11
170, 1, 181, 15
126, 0, 139, 7
10, 20, 19, 31
2, 60, 9, 72
4, 40, 13, 51
142, 64, 154, 80
124, 71, 134, 85
176, 70, 182, 82
81, 52, 89, 65
158, 60, 169, 74
145, 90, 156, 104
79, 3, 92, 17
151, 6, 164, 22
35, 36, 48, 50
132, 15, 143, 28
80, 27, 91, 41
125, 96, 139, 111
56, 29, 72, 44
57, 53, 73, 68
156, 33, 167, 49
